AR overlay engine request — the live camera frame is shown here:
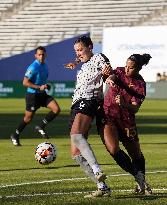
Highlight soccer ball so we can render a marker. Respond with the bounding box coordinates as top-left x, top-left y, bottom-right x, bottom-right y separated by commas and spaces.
35, 142, 57, 165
